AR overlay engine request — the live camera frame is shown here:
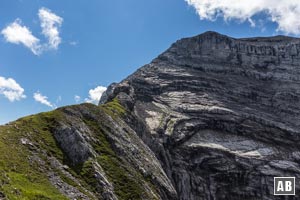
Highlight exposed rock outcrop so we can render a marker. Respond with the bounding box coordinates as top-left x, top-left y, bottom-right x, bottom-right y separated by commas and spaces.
102, 31, 300, 199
